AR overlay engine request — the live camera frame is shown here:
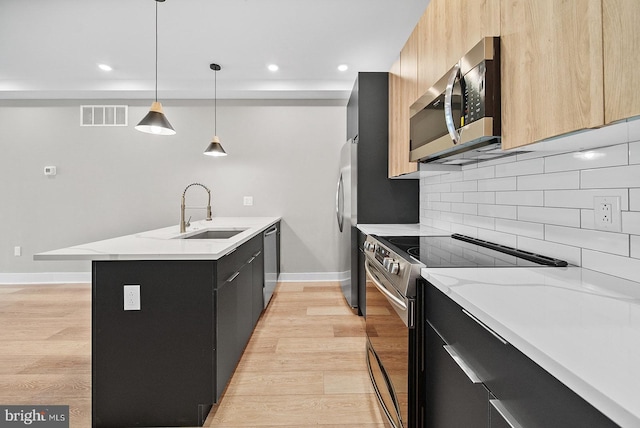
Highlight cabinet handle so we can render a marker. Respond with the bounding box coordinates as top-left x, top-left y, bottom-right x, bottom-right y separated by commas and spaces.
246, 256, 256, 264
264, 226, 278, 236
462, 309, 508, 345
489, 399, 524, 428
252, 250, 262, 257
442, 345, 483, 384
226, 271, 240, 283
